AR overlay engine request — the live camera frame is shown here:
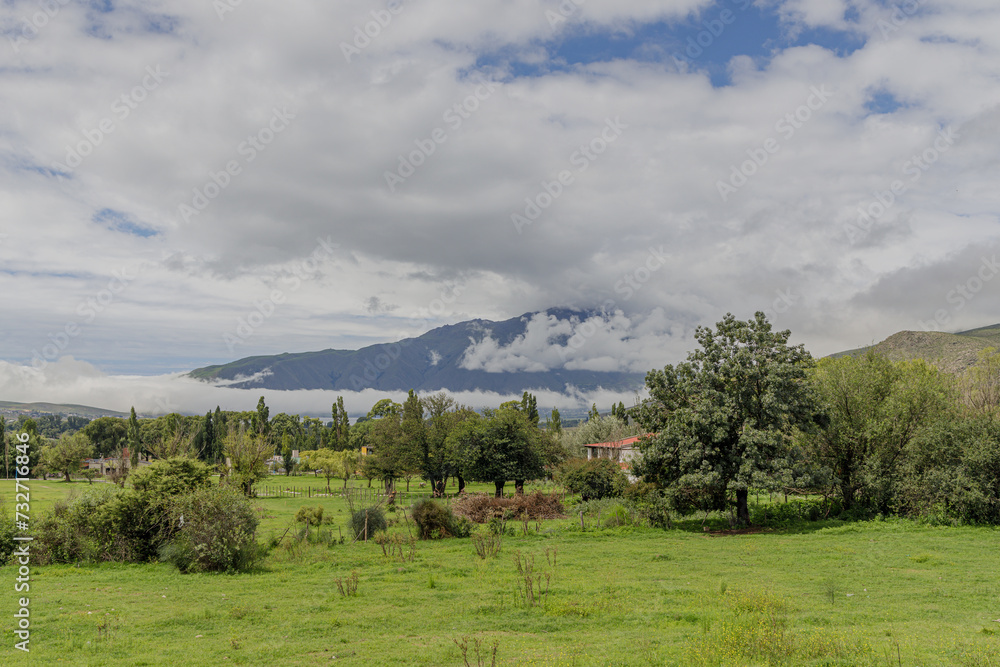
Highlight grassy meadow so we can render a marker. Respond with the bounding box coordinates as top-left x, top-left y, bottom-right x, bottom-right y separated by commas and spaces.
1, 477, 999, 666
